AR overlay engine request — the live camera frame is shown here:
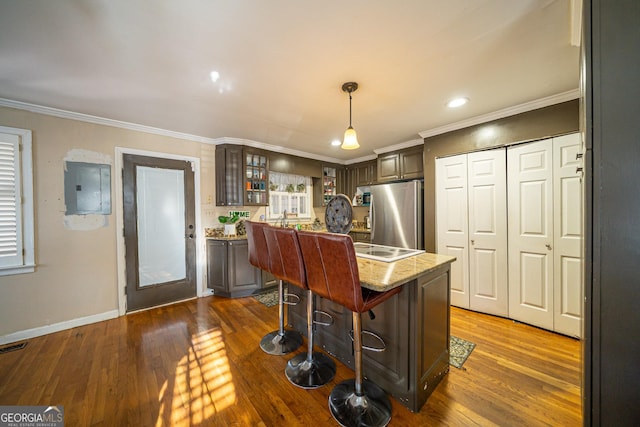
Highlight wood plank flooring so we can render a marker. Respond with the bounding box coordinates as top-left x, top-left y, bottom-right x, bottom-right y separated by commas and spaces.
0, 295, 582, 426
